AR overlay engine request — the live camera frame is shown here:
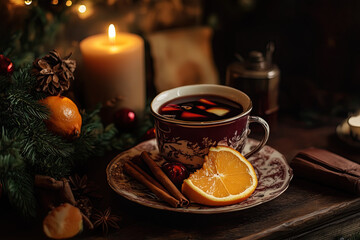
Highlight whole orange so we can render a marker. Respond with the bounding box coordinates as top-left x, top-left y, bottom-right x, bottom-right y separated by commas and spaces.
40, 96, 82, 138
